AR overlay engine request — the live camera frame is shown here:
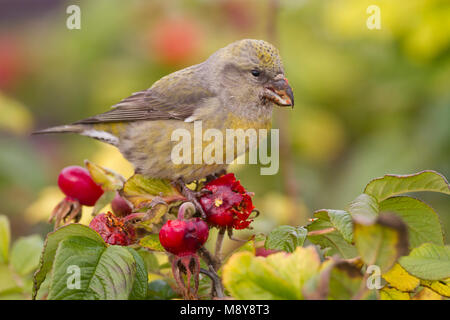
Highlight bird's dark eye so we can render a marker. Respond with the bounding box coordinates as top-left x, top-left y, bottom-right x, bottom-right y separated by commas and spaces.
251, 69, 260, 77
